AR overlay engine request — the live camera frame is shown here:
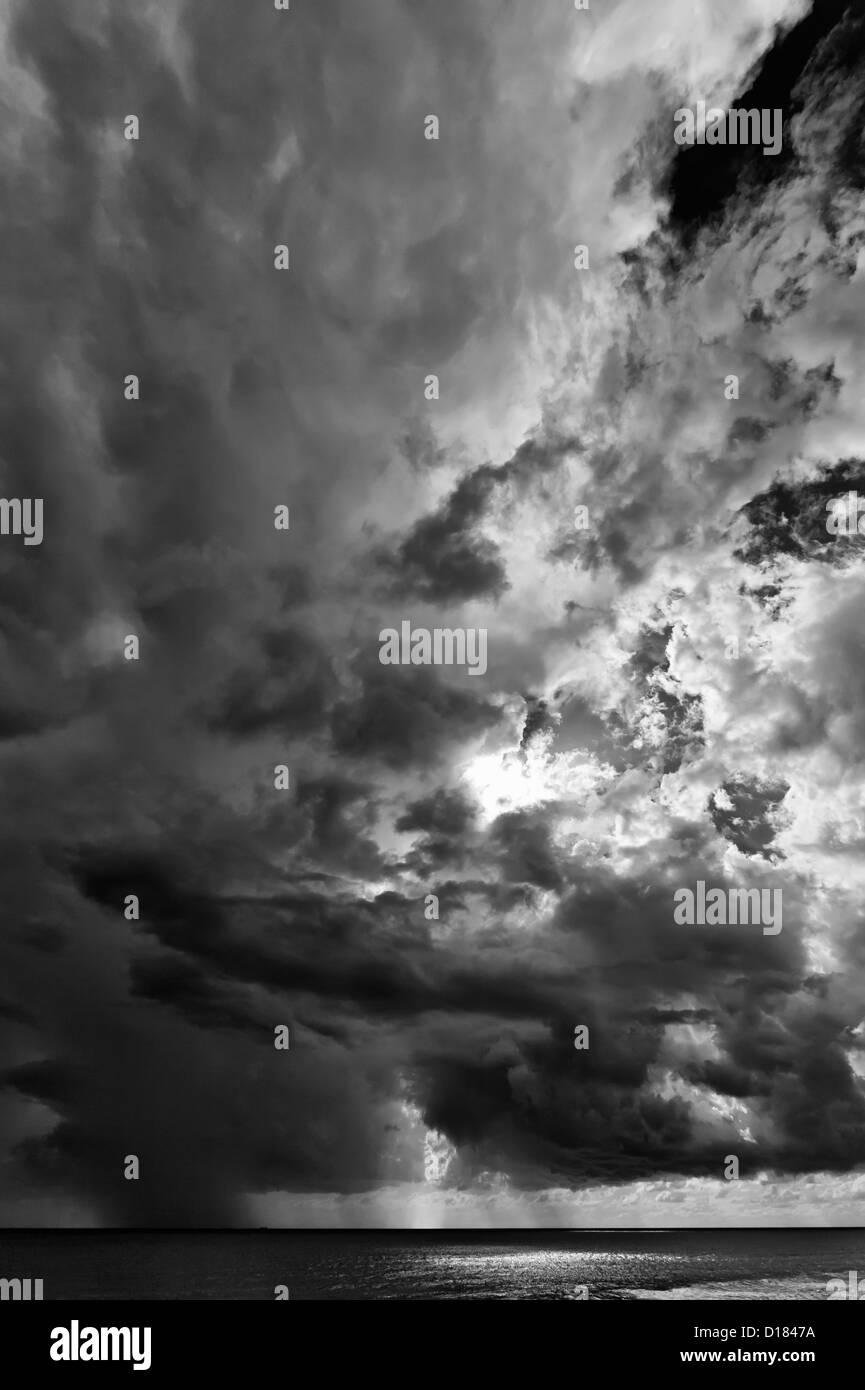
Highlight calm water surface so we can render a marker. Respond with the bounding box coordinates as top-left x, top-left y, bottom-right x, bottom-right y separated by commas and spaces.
1, 1229, 863, 1299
